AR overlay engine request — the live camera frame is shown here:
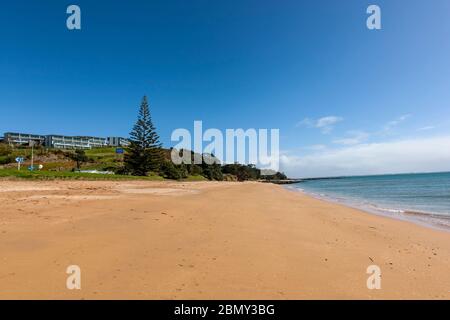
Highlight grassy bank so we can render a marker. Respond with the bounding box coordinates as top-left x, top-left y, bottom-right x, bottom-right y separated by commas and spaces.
0, 168, 164, 181
0, 169, 211, 182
